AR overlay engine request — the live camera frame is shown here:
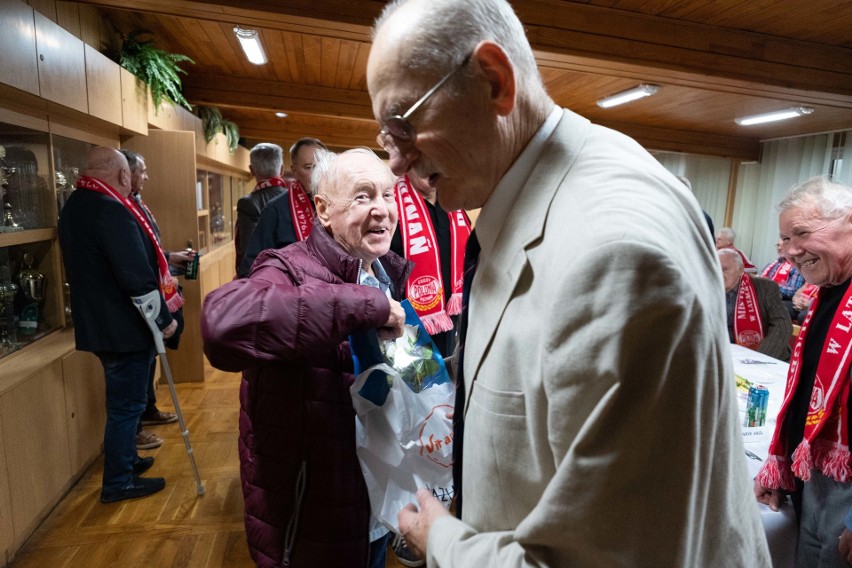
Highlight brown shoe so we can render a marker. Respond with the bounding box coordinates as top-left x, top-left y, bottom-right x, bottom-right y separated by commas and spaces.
136, 429, 163, 450
140, 410, 178, 425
